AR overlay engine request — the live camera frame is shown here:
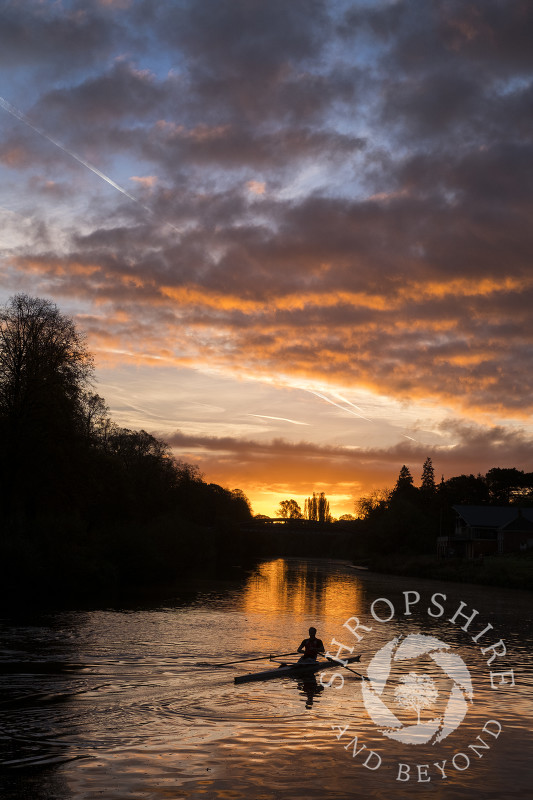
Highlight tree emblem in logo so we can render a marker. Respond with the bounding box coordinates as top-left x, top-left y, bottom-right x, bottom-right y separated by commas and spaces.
361, 634, 473, 745
394, 672, 438, 724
